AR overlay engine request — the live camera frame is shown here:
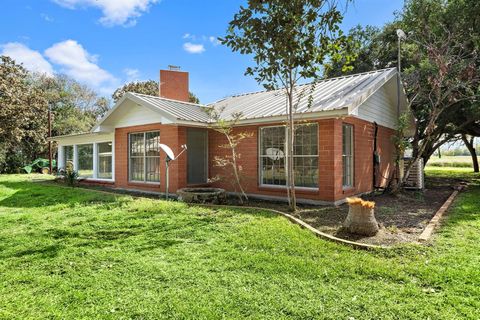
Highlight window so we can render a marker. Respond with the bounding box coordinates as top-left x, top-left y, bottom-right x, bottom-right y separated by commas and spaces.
293, 125, 319, 188
63, 145, 74, 171
77, 144, 93, 178
259, 124, 318, 188
97, 142, 112, 179
129, 131, 160, 183
260, 126, 287, 186
342, 124, 354, 187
